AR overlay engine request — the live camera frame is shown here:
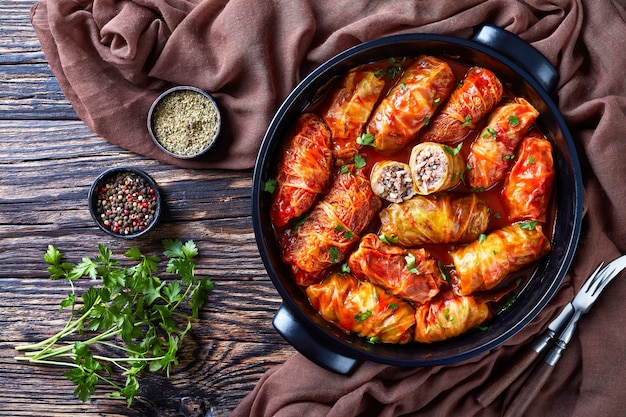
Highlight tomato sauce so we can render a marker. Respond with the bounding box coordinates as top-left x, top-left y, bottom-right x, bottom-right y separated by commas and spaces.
272, 54, 556, 324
